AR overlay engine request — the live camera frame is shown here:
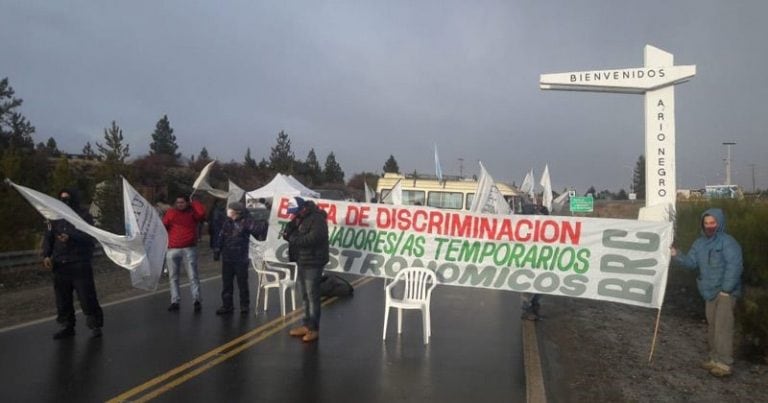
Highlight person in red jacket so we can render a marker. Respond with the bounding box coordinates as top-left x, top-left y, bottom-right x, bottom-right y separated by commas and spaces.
163, 195, 206, 312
